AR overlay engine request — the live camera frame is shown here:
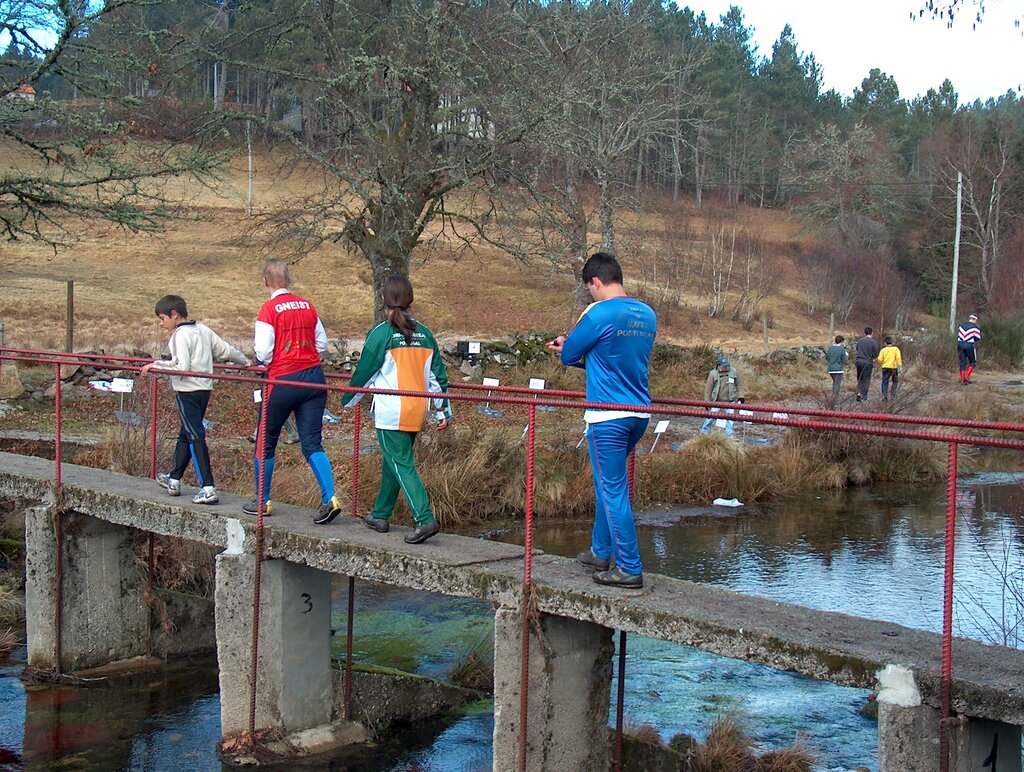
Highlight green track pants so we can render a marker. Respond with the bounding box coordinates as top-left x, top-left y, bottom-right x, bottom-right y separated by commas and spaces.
371, 429, 435, 526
